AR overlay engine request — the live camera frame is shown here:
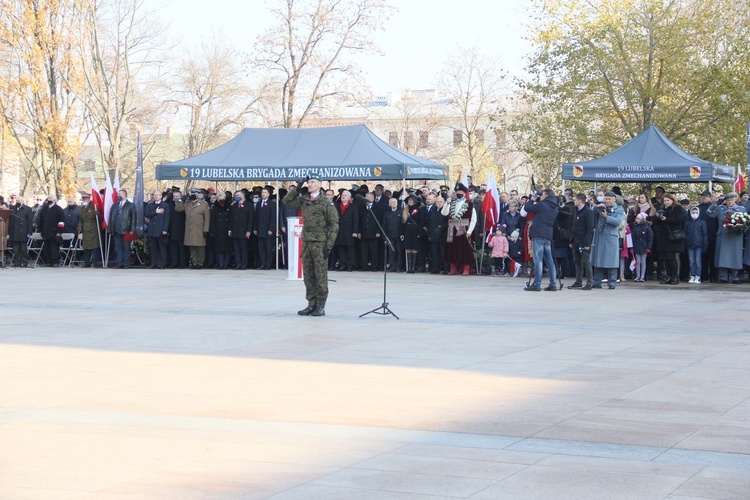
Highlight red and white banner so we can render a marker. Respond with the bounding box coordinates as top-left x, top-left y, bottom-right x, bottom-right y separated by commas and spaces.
286, 217, 304, 281
481, 173, 500, 233
103, 172, 113, 229
734, 170, 746, 193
